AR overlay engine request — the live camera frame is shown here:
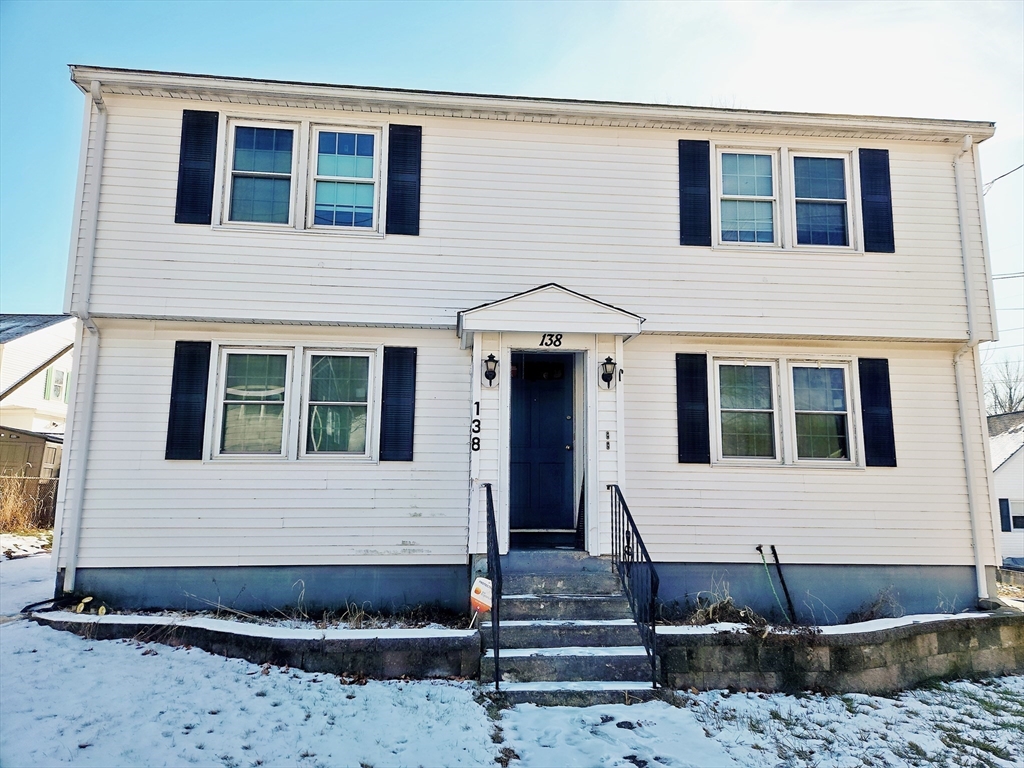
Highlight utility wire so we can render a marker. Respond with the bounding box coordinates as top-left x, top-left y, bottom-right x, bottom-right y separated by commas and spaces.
983, 163, 1023, 195
993, 272, 1024, 280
